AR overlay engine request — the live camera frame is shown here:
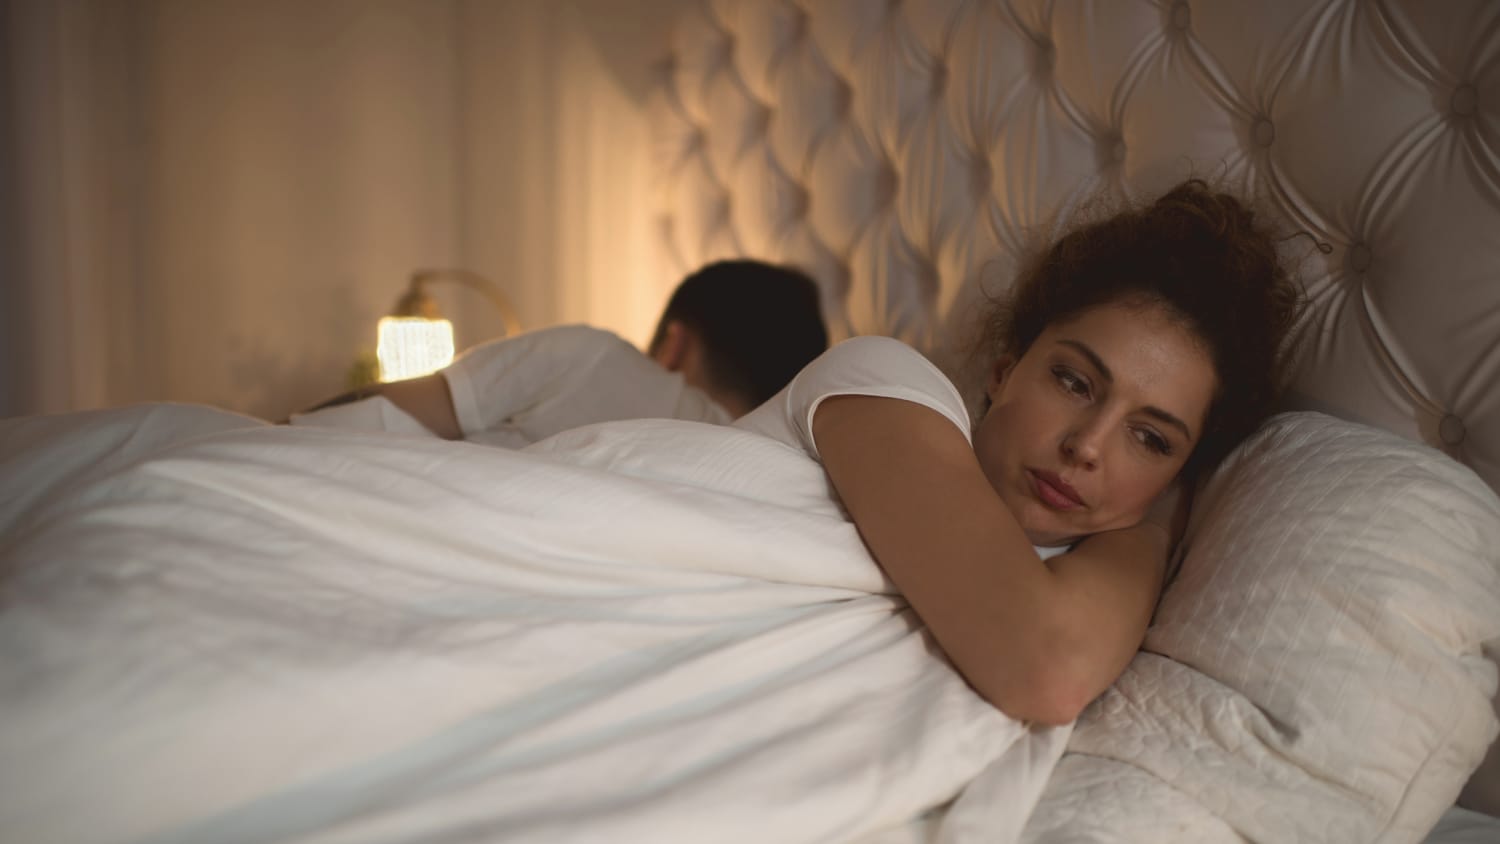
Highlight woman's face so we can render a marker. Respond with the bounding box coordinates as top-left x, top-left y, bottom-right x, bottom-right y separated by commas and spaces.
973, 300, 1217, 547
